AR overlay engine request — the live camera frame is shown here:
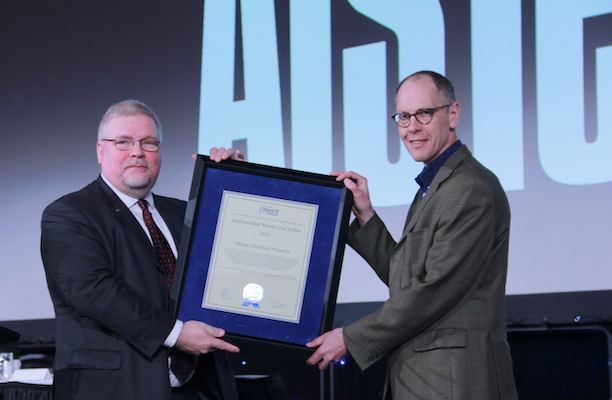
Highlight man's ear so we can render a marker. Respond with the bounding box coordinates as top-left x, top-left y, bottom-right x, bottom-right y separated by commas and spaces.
96, 142, 103, 165
449, 102, 460, 130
